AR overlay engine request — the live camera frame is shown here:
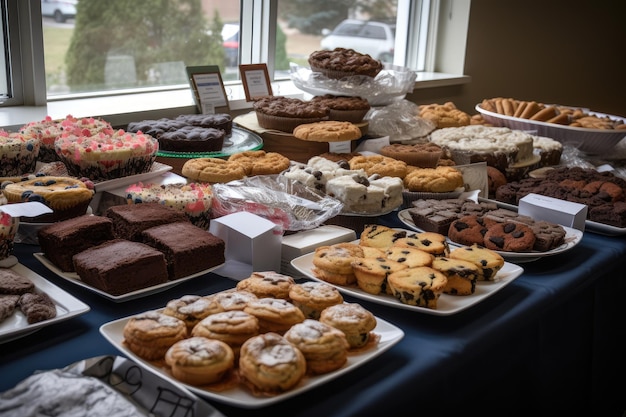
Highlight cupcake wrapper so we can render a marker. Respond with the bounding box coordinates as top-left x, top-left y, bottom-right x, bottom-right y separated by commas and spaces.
59, 155, 156, 181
